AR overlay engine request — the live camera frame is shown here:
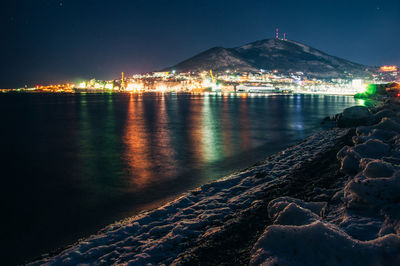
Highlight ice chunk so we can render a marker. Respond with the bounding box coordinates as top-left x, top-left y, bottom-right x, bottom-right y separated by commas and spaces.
337, 140, 391, 175
357, 117, 400, 136
379, 208, 400, 236
339, 211, 383, 241
353, 139, 391, 159
344, 172, 400, 209
353, 129, 397, 144
268, 197, 327, 218
362, 160, 394, 179
250, 221, 400, 266
272, 202, 321, 226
